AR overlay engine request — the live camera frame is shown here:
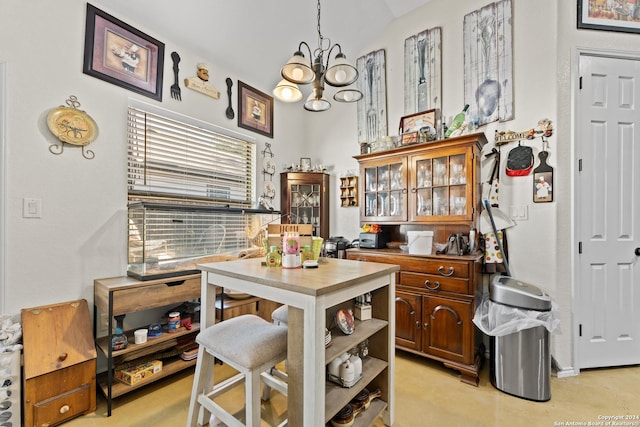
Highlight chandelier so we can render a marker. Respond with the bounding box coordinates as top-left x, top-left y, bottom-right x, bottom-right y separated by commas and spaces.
272, 0, 363, 112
